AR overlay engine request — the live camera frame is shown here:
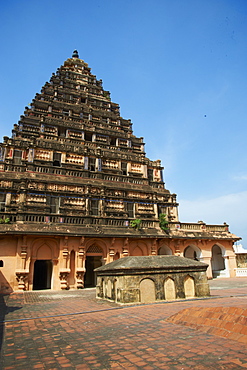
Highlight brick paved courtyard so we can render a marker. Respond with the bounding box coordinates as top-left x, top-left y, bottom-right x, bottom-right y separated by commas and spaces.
1, 278, 247, 369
